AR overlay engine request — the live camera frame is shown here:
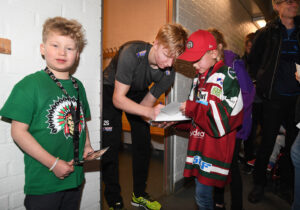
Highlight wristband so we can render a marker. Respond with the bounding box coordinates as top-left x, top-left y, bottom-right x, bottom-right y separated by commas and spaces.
49, 157, 59, 172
